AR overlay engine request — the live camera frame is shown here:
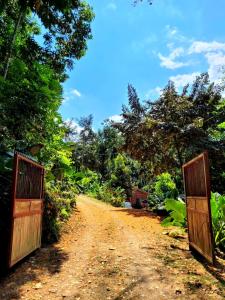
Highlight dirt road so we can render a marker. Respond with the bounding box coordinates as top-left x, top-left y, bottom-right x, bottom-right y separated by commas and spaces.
0, 195, 224, 300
